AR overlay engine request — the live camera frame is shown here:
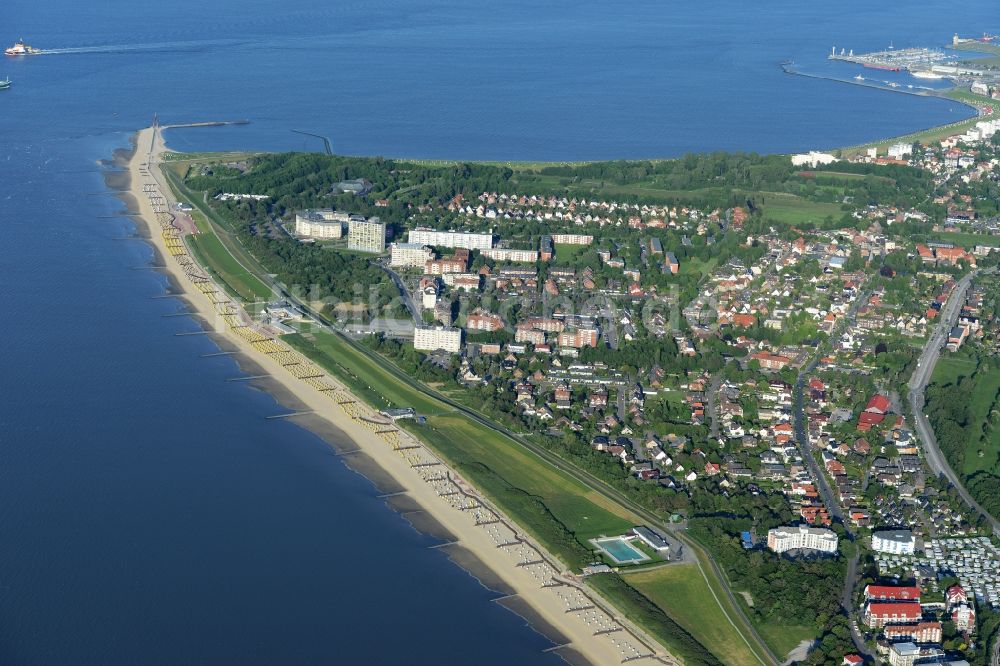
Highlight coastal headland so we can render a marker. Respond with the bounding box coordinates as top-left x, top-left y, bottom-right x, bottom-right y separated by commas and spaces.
124, 125, 677, 666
